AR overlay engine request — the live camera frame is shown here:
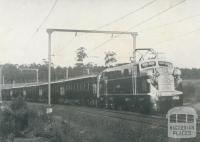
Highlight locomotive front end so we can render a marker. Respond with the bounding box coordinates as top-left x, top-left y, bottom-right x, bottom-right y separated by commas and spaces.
156, 66, 183, 112
140, 60, 183, 113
